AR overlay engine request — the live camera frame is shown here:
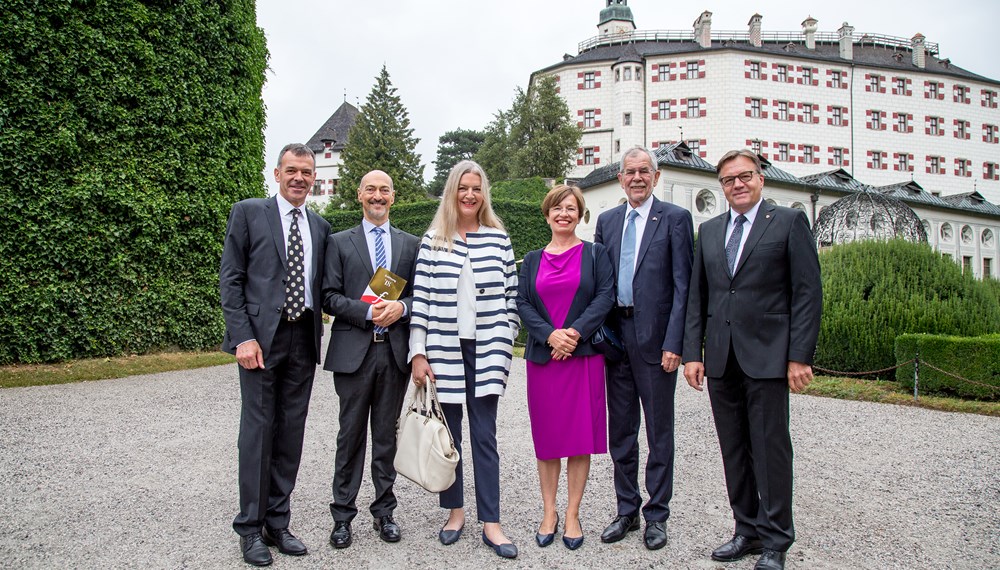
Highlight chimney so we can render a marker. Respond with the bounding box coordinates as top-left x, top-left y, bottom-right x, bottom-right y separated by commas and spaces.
838, 22, 854, 60
801, 16, 818, 50
748, 14, 762, 47
912, 33, 926, 68
693, 11, 713, 48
